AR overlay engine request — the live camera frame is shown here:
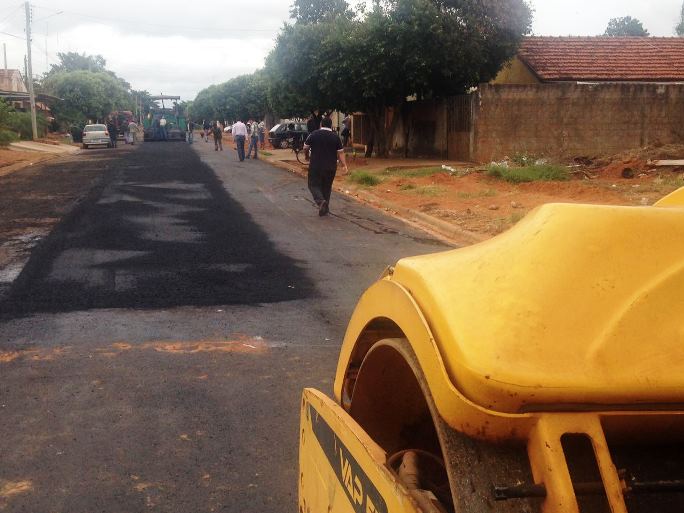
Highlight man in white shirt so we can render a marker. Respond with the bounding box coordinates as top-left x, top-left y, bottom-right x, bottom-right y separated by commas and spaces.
232, 119, 248, 161
159, 116, 168, 141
